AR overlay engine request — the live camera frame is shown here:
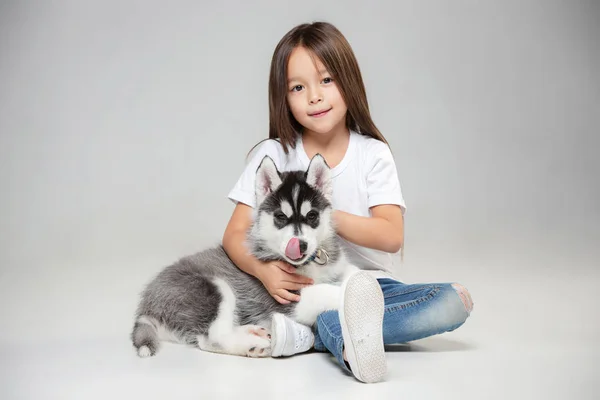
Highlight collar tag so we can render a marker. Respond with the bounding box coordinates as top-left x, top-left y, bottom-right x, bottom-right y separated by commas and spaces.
312, 249, 329, 265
